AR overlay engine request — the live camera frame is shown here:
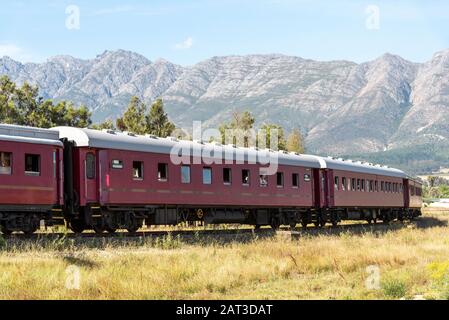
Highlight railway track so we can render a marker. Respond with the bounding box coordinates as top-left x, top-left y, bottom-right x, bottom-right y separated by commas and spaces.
2, 217, 438, 244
